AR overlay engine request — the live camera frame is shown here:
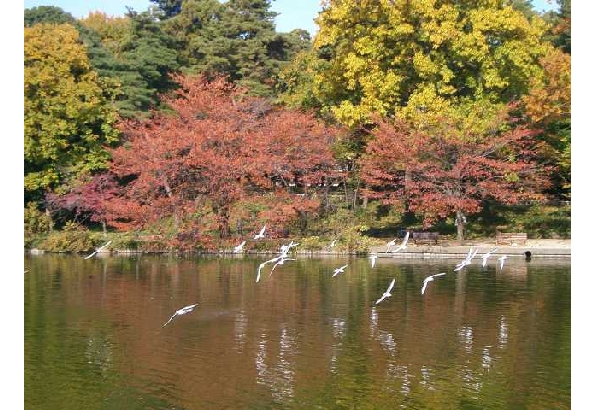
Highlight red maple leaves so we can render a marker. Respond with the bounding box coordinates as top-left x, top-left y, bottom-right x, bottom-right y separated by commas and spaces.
106, 75, 340, 241
361, 112, 551, 238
